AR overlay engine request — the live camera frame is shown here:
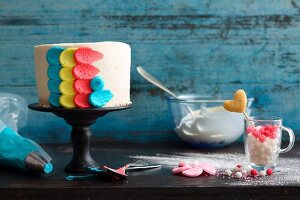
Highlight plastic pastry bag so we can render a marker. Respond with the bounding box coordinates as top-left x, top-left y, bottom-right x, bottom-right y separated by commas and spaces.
0, 92, 28, 132
0, 120, 53, 173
